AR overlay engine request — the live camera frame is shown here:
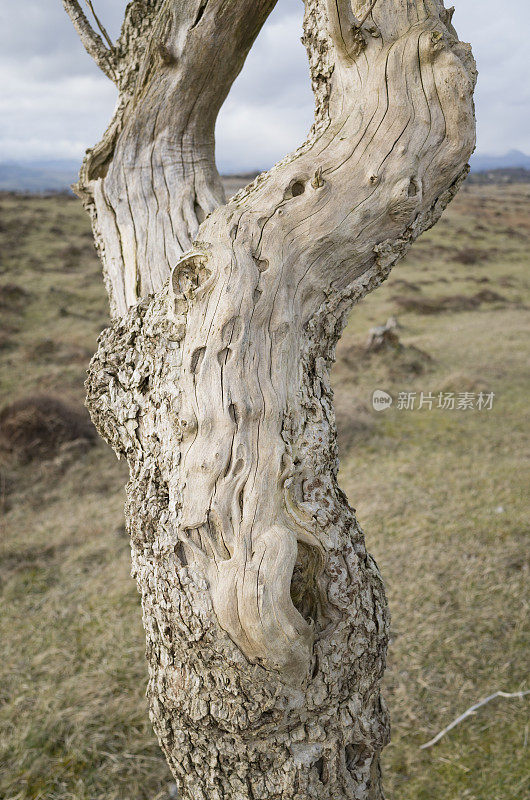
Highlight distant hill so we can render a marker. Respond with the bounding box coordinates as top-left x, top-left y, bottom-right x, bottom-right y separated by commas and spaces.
0, 160, 79, 193
1, 151, 530, 192
469, 149, 530, 172
467, 167, 530, 185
